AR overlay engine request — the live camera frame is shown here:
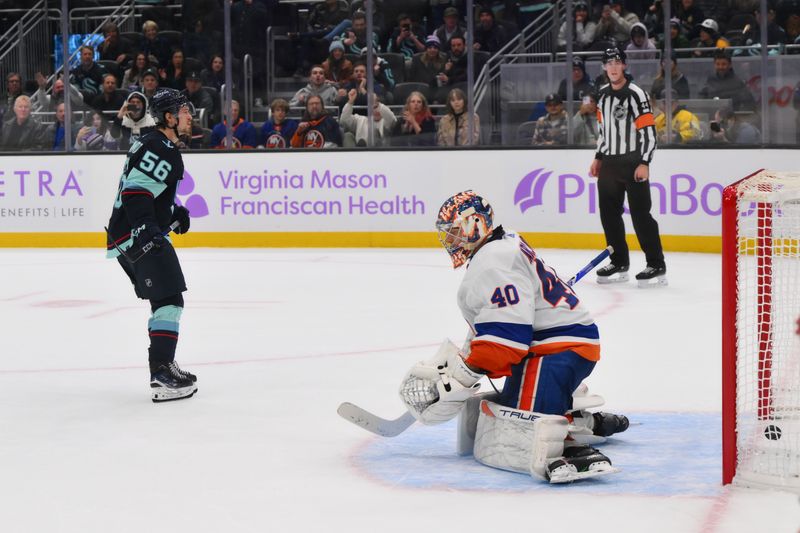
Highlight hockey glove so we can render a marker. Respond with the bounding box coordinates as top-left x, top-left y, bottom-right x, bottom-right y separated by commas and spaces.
133, 222, 165, 253
171, 205, 190, 234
